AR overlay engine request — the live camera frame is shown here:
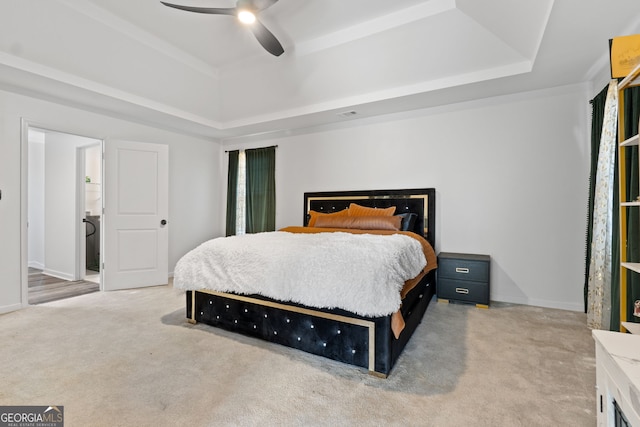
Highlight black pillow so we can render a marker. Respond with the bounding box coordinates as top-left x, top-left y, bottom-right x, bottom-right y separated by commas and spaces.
396, 212, 418, 232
